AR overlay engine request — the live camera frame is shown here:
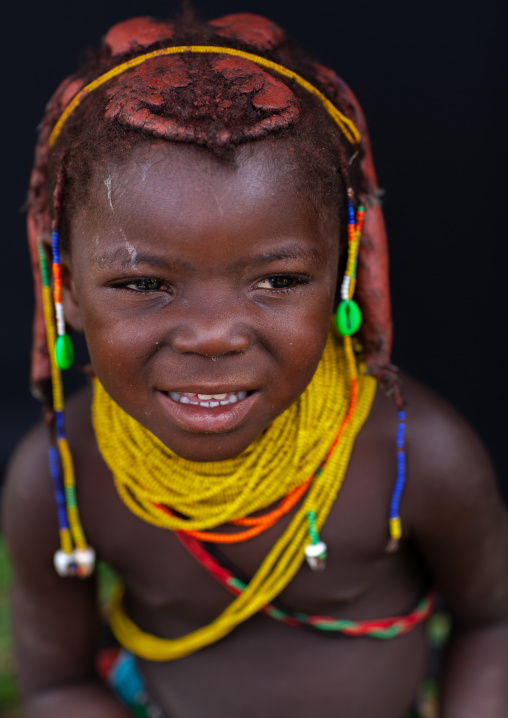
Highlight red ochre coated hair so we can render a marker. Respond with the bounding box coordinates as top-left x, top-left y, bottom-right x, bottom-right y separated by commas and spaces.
27, 12, 397, 402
